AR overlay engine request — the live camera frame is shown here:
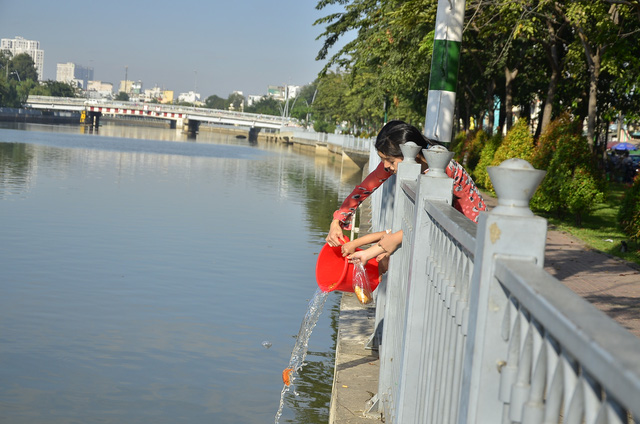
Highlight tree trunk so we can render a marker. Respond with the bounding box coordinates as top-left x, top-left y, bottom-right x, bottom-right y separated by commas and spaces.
485, 79, 496, 135
586, 51, 601, 148
504, 67, 518, 131
541, 43, 560, 135
534, 100, 545, 139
